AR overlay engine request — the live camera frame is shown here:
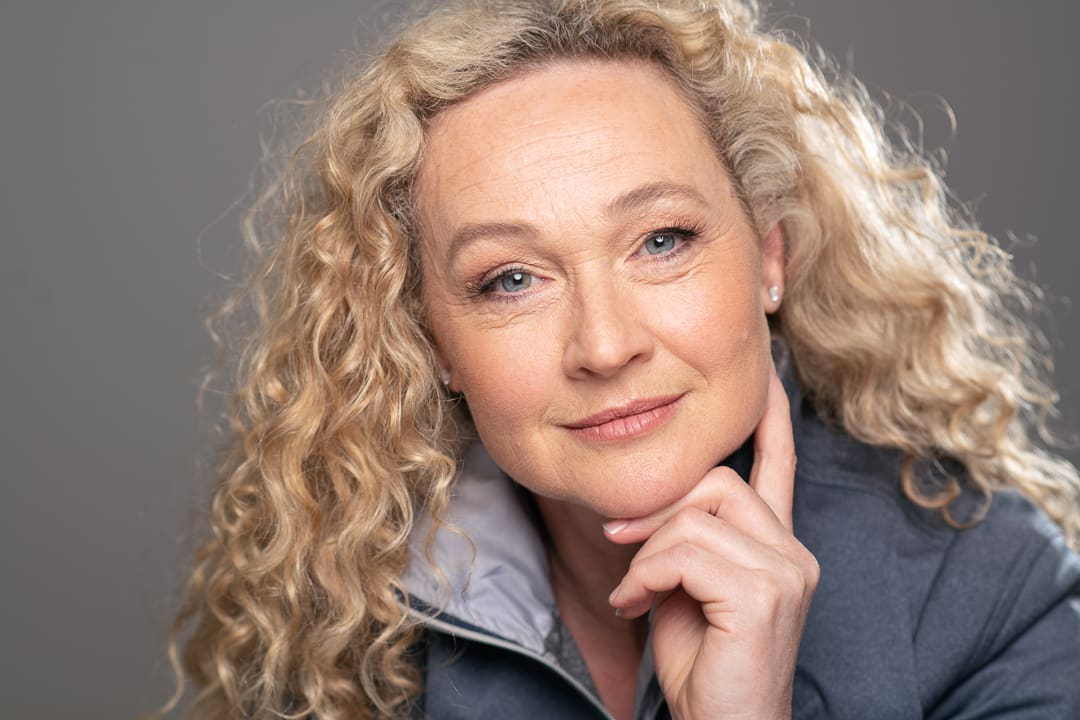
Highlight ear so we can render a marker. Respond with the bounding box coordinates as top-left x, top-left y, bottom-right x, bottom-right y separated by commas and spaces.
760, 221, 786, 314
432, 343, 455, 390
